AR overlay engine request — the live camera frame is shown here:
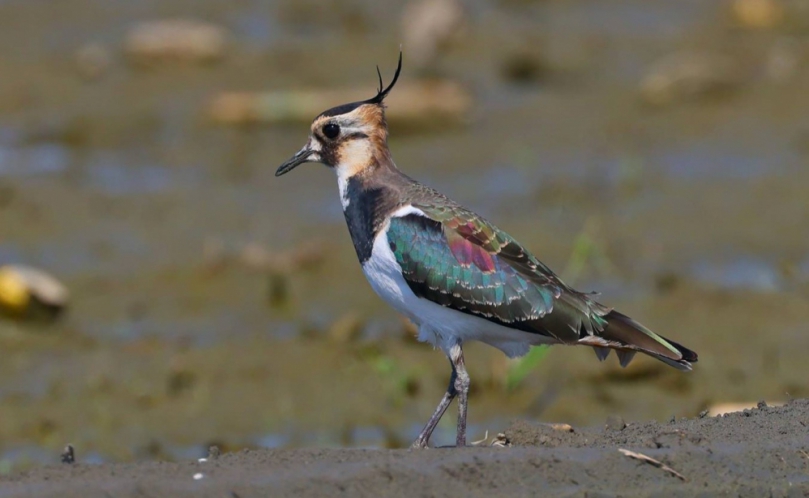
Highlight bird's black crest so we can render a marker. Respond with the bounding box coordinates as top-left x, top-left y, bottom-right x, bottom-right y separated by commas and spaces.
365, 51, 402, 105
318, 51, 403, 118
